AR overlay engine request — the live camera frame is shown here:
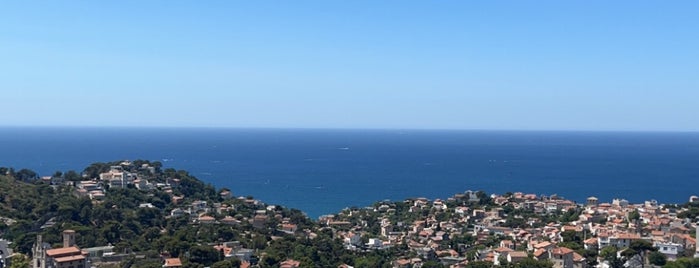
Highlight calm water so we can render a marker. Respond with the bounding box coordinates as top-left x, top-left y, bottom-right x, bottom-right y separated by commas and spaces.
1, 127, 698, 218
